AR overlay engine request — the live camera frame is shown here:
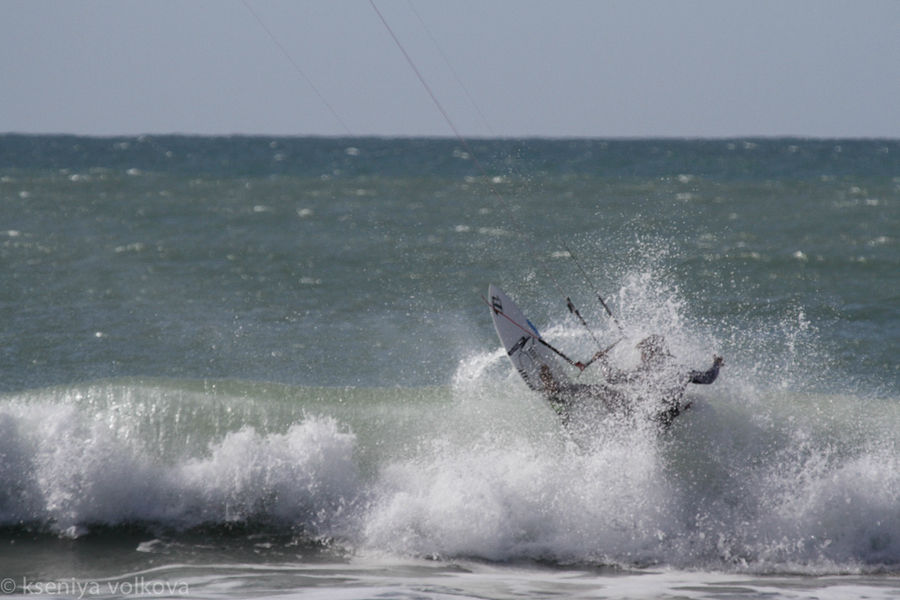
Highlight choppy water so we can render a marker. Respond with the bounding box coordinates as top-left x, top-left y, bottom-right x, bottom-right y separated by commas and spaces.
0, 135, 898, 598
